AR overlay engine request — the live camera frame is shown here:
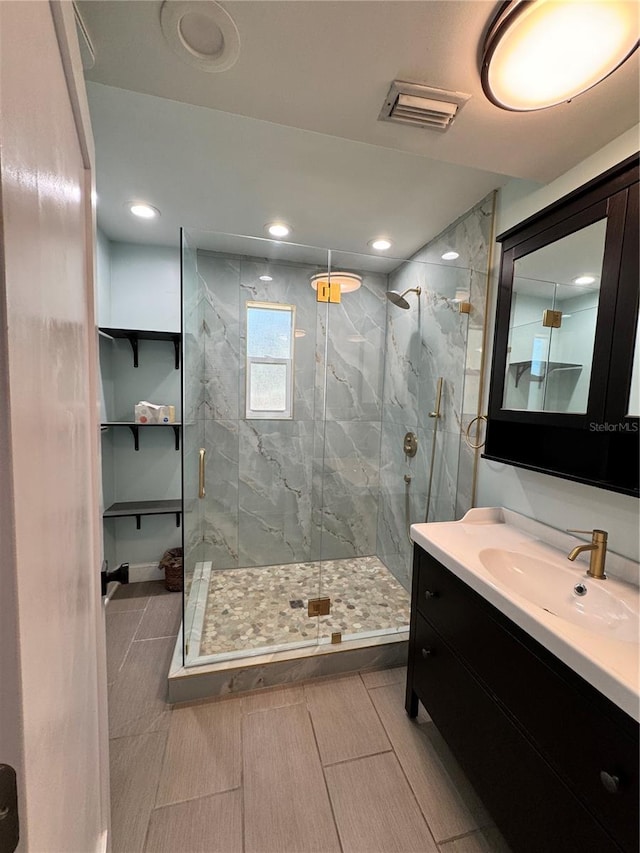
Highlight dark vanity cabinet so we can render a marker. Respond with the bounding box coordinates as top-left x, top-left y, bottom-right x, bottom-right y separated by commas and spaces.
406, 544, 639, 853
484, 154, 639, 496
